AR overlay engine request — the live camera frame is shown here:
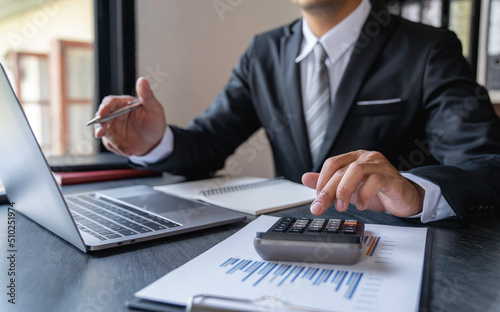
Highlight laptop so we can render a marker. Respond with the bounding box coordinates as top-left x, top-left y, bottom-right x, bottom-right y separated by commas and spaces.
0, 63, 246, 252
